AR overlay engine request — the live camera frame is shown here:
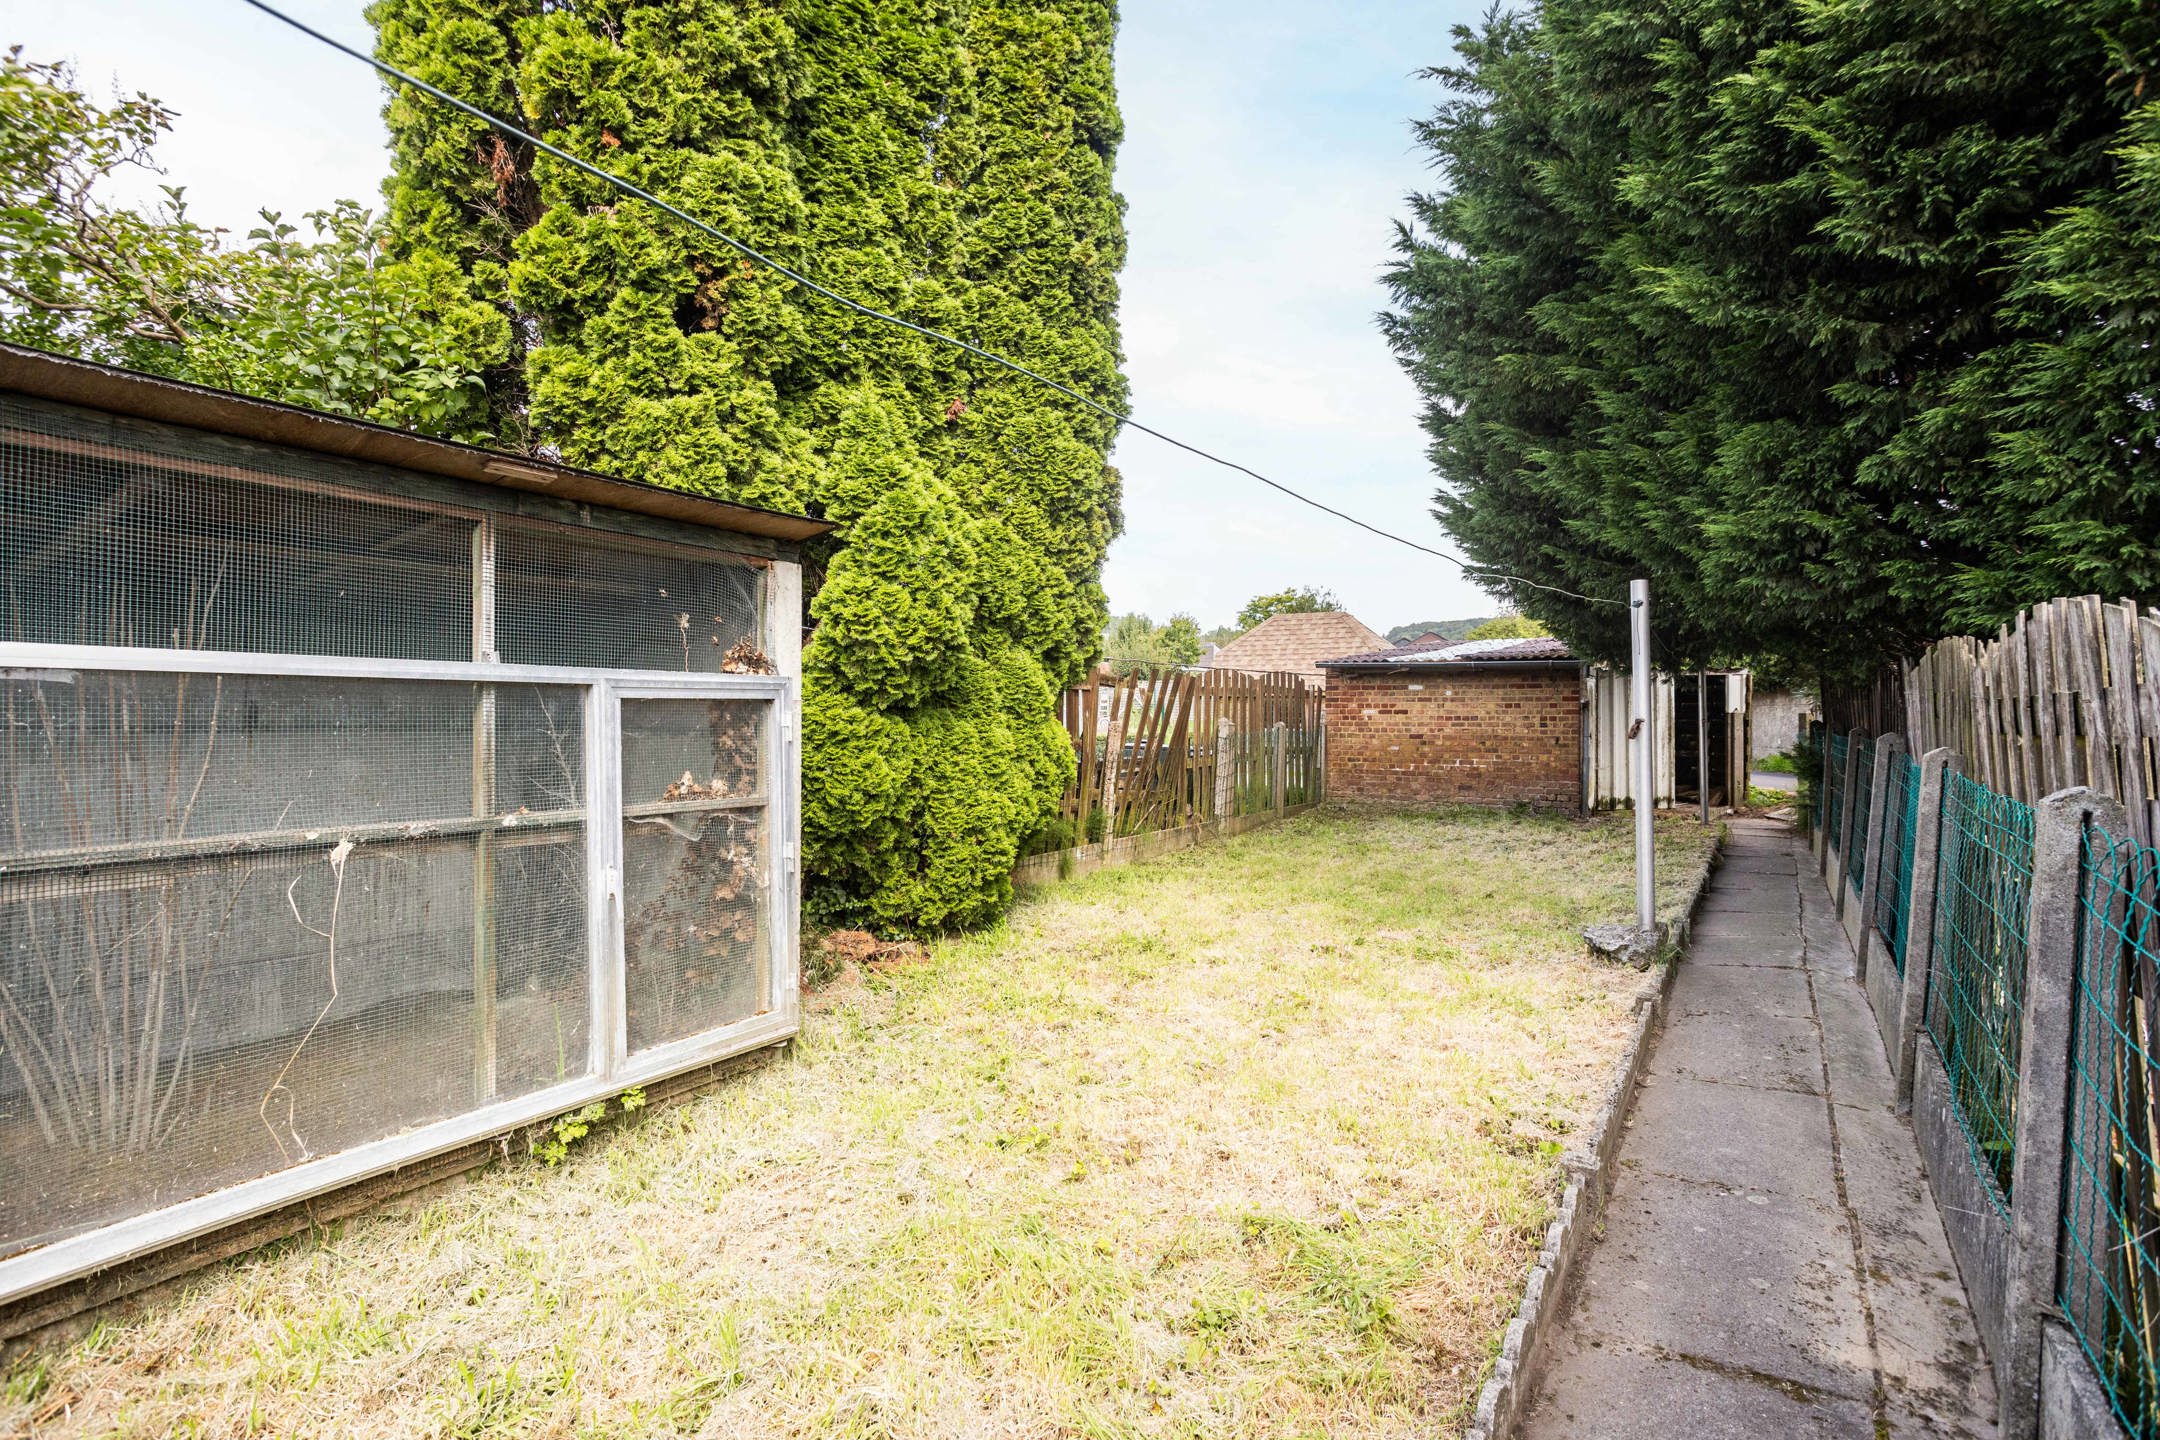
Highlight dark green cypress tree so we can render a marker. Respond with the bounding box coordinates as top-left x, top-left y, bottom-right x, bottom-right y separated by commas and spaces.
1387, 0, 2159, 682
370, 0, 1125, 929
